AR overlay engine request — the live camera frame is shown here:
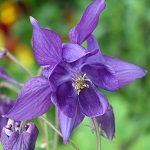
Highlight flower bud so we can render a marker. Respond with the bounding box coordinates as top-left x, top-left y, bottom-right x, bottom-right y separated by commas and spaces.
1, 119, 39, 150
